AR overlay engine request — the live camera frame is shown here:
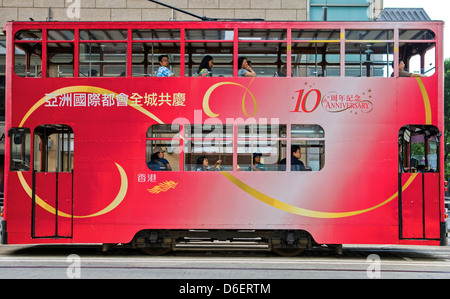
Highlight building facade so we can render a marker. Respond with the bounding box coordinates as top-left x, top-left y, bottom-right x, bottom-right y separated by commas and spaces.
0, 0, 383, 28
